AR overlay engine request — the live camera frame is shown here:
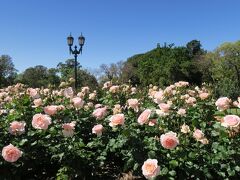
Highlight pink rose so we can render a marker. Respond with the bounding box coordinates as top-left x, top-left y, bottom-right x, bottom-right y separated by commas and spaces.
103, 81, 112, 89
109, 113, 125, 127
154, 91, 164, 104
185, 97, 196, 106
33, 98, 42, 107
109, 85, 119, 93
32, 113, 52, 130
199, 92, 209, 100
148, 119, 157, 126
2, 144, 22, 162
221, 115, 240, 128
175, 81, 189, 87
160, 131, 179, 149
81, 86, 90, 94
193, 129, 204, 141
177, 108, 186, 116
44, 105, 58, 115
215, 97, 231, 111
127, 99, 139, 112
142, 159, 160, 179
137, 109, 151, 125
62, 121, 76, 137
28, 88, 39, 99
180, 123, 190, 133
92, 107, 107, 120
72, 97, 84, 108
92, 124, 103, 136
64, 87, 74, 98
9, 121, 26, 135
95, 104, 103, 109
159, 103, 170, 113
